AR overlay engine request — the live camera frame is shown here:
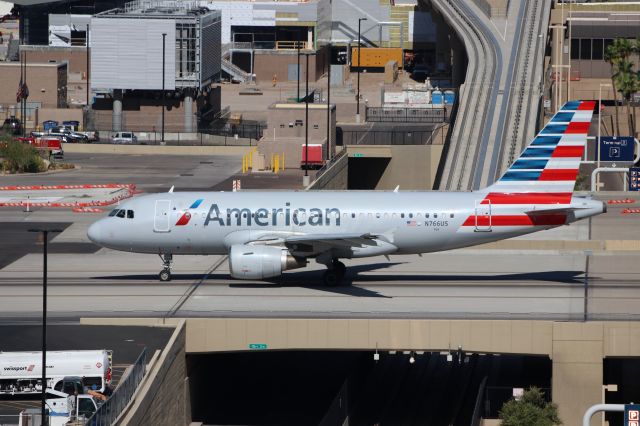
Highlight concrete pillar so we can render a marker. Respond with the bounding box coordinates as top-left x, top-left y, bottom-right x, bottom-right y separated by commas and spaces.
112, 90, 122, 132
307, 28, 313, 49
552, 322, 604, 426
184, 94, 193, 133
